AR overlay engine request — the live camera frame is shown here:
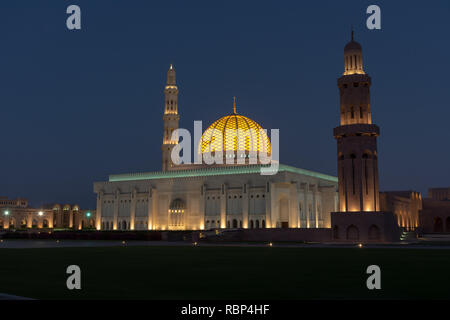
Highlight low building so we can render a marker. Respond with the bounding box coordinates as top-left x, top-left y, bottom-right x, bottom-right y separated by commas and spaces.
419, 188, 450, 233
94, 164, 339, 231
379, 191, 422, 231
0, 197, 95, 230
428, 187, 450, 201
